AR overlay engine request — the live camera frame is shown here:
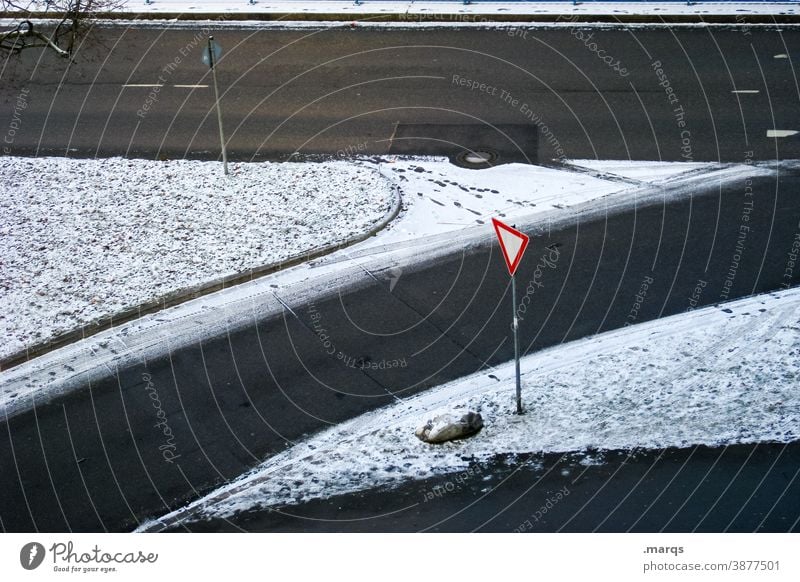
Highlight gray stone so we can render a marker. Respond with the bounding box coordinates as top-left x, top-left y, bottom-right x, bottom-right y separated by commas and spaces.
415, 411, 484, 444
